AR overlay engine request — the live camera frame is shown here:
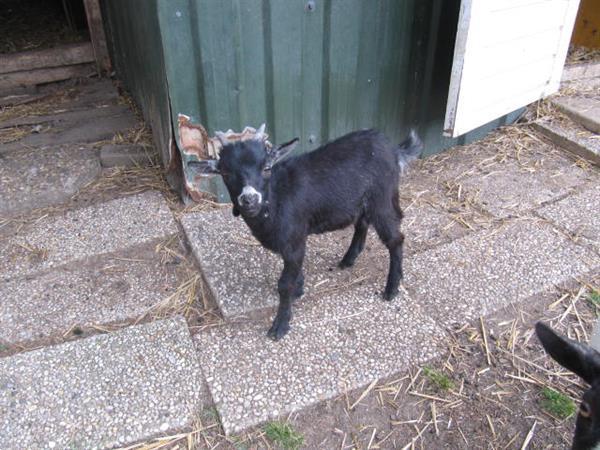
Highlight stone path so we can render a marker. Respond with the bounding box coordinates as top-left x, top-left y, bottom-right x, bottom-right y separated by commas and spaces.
1, 79, 209, 448
1, 191, 177, 281
183, 199, 599, 434
0, 78, 143, 217
0, 318, 206, 450
0, 70, 599, 447
533, 69, 600, 165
